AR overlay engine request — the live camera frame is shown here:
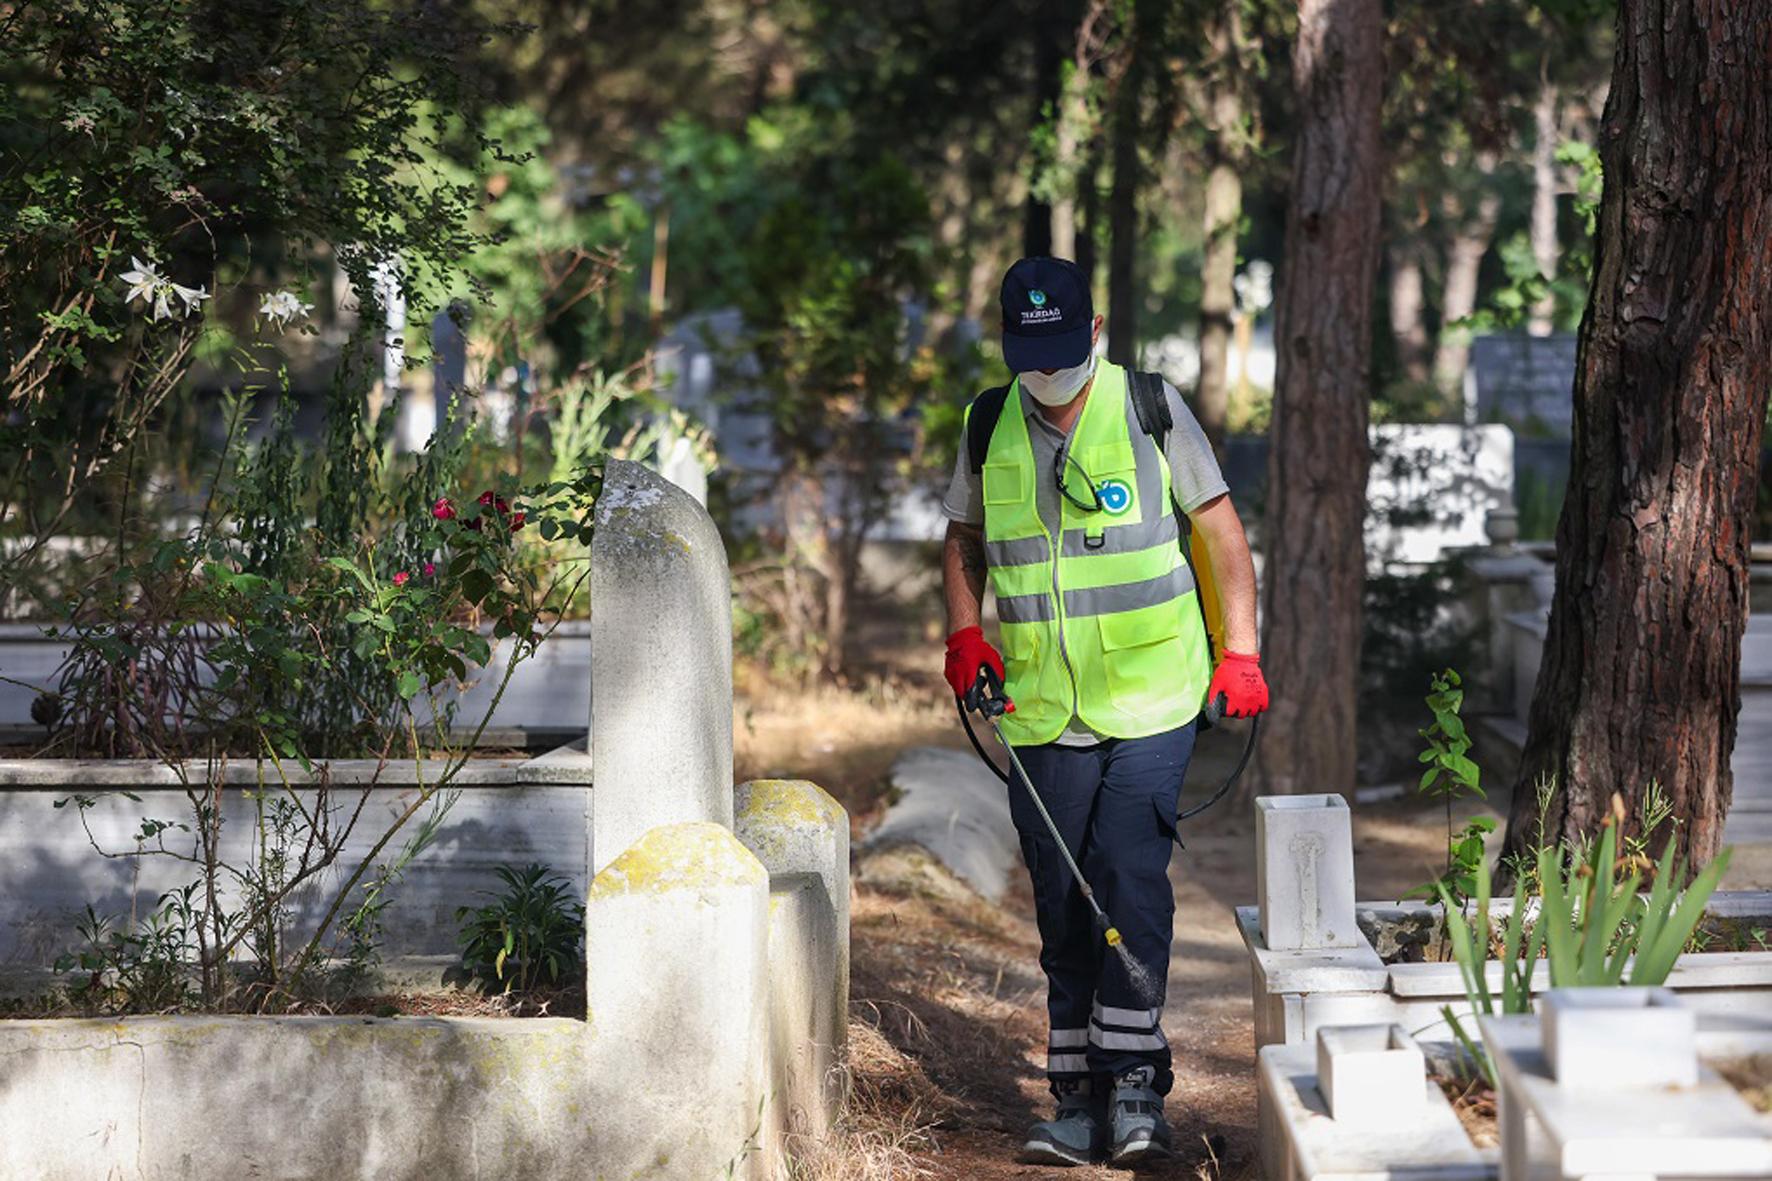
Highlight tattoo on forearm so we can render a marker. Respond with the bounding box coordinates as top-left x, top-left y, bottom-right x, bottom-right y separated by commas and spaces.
956, 530, 987, 576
